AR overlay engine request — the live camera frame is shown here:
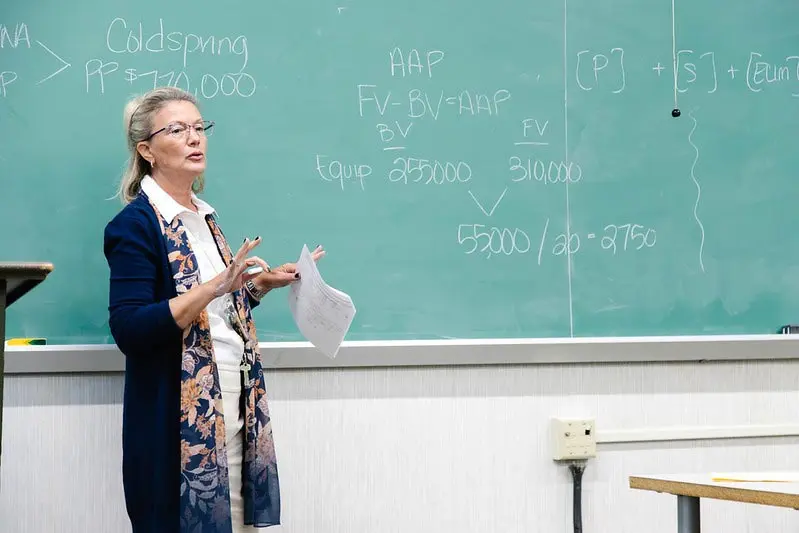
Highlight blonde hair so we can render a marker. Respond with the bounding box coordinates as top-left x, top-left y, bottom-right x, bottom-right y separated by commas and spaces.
117, 86, 206, 204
